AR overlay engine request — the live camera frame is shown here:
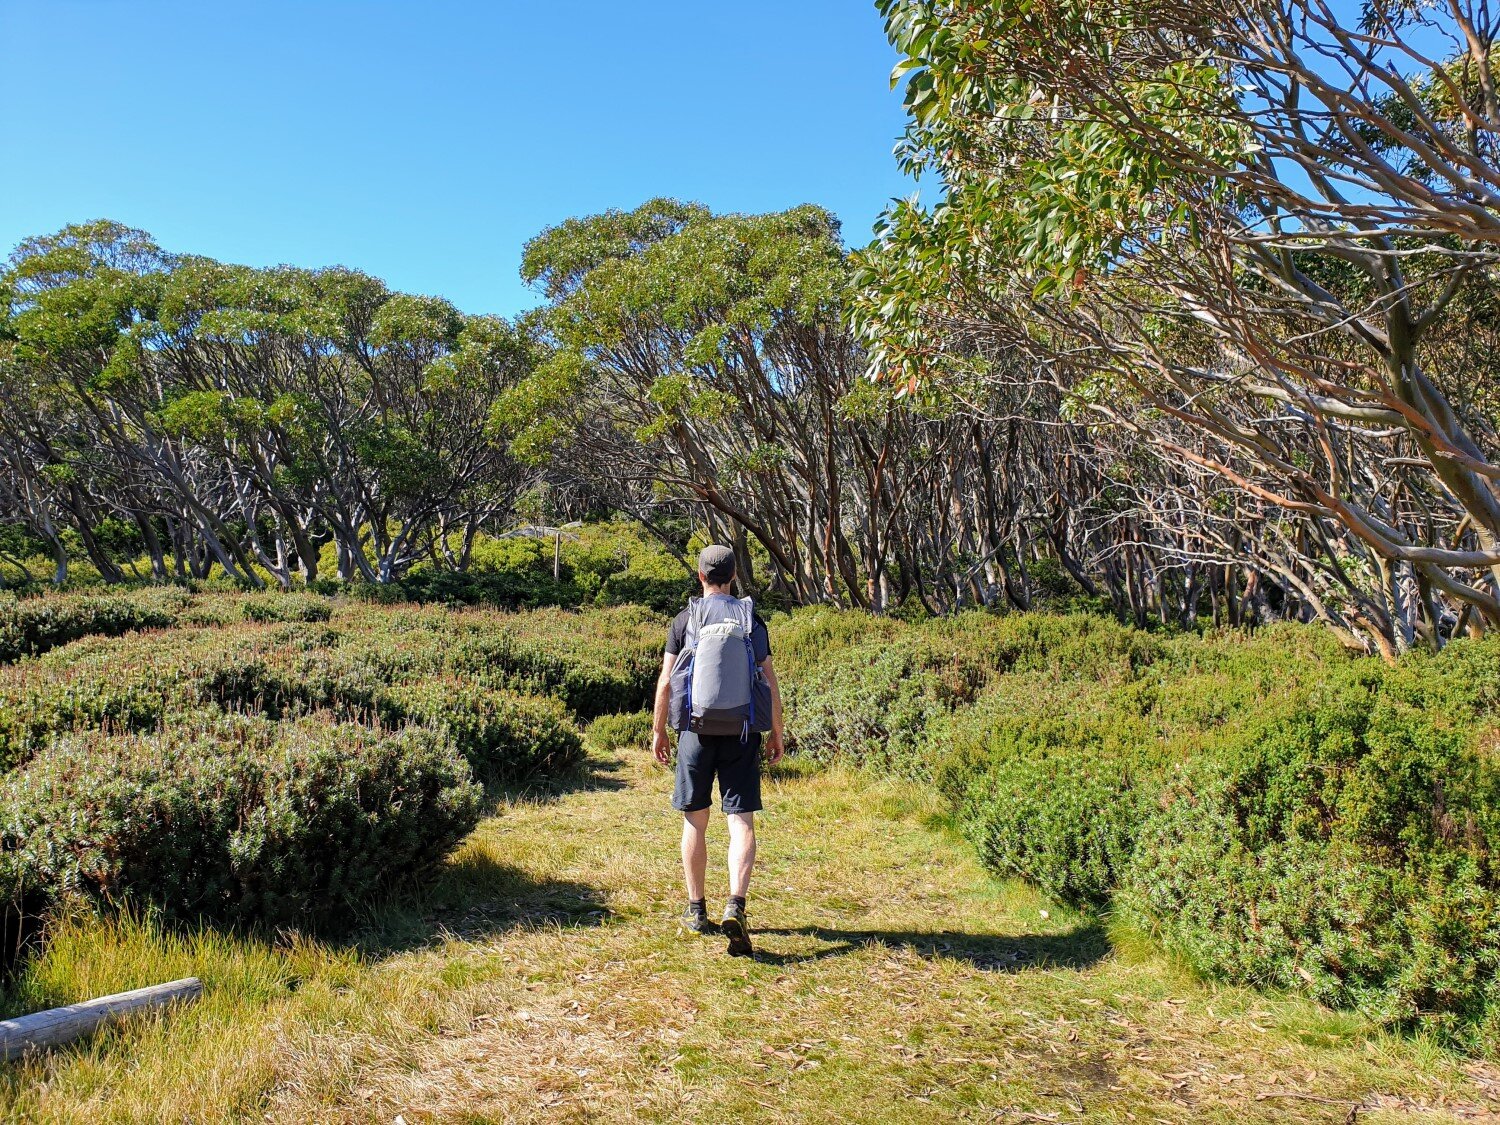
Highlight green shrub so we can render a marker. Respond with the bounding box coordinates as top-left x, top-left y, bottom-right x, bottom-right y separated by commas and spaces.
326, 602, 664, 718
376, 679, 583, 783
377, 567, 583, 610
930, 610, 1160, 681
927, 621, 1353, 908
467, 533, 556, 575
586, 710, 654, 753
0, 666, 185, 773
239, 592, 333, 623
787, 634, 987, 779
935, 689, 1165, 907
343, 523, 694, 613
0, 714, 483, 933
0, 622, 289, 771
444, 605, 664, 717
1122, 640, 1500, 1046
0, 587, 190, 663
177, 595, 243, 627
573, 523, 693, 614
770, 605, 906, 681
595, 568, 693, 615
2, 604, 660, 779
0, 621, 367, 771
783, 611, 1160, 785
